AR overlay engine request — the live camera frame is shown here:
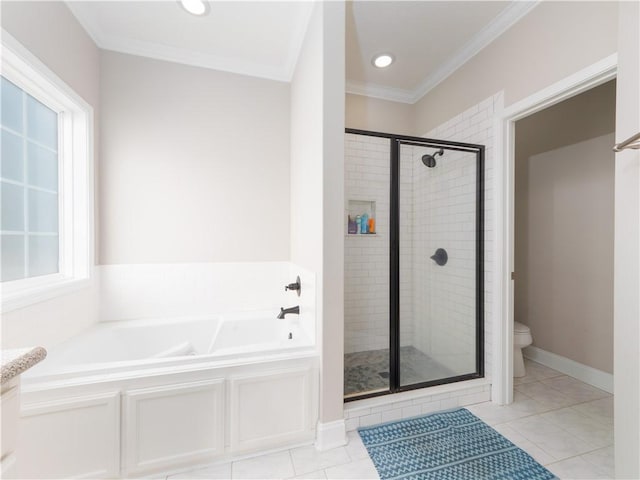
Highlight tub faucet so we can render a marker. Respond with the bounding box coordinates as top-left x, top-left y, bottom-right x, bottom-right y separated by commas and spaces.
277, 306, 300, 319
